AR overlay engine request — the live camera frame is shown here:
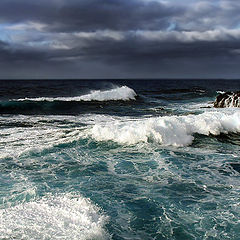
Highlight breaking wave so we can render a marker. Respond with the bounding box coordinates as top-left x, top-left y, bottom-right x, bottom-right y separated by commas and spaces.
14, 86, 137, 102
0, 194, 109, 240
91, 111, 240, 147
